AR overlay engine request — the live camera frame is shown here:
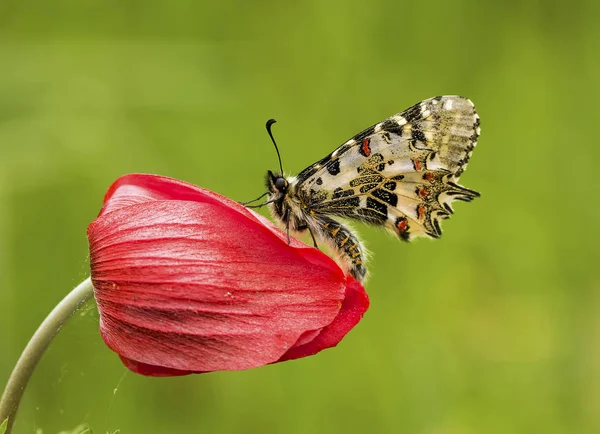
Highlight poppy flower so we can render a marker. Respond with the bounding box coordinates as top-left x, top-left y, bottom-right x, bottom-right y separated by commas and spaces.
87, 174, 369, 376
